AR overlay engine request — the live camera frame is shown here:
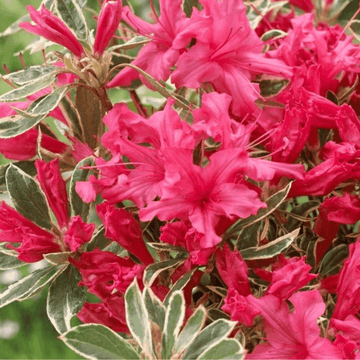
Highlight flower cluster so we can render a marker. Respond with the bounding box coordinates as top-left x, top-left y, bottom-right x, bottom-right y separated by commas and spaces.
1, 0, 360, 359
